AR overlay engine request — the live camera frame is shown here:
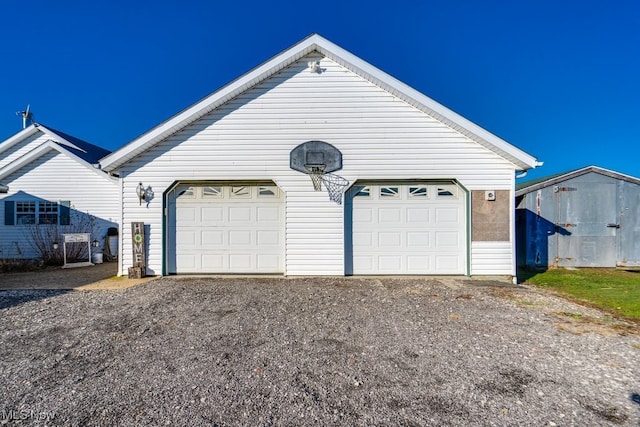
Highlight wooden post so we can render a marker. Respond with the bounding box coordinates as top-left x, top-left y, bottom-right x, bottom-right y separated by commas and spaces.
128, 222, 146, 278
